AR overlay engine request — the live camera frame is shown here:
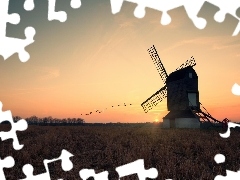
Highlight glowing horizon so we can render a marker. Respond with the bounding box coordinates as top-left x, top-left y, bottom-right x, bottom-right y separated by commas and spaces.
0, 0, 239, 123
